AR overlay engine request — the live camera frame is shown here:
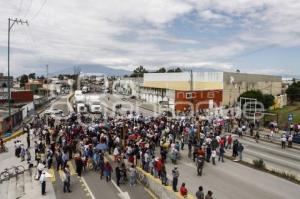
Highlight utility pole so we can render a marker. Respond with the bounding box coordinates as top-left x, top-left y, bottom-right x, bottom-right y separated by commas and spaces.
190, 70, 194, 113
46, 64, 49, 100
7, 18, 29, 130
